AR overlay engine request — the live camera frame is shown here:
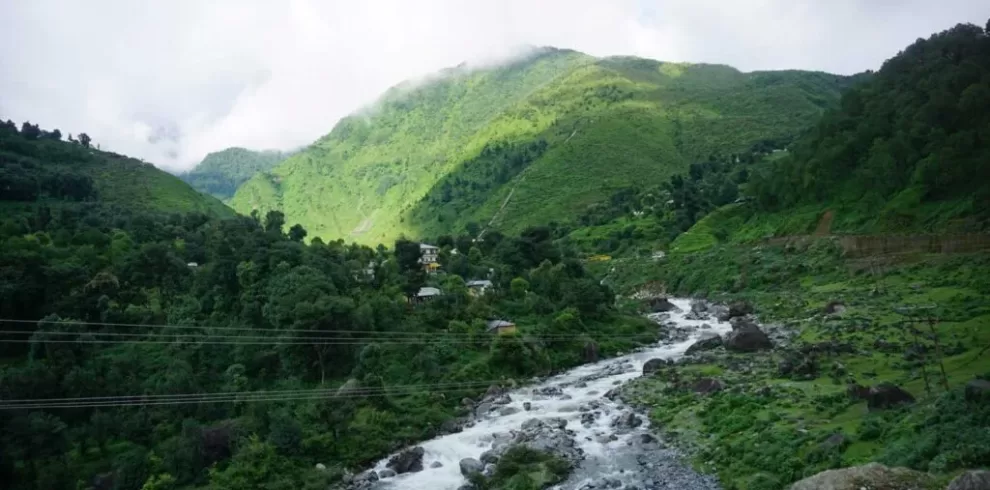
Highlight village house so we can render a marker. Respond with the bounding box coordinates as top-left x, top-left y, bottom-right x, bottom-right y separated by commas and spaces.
466, 279, 493, 296
486, 319, 517, 336
411, 286, 442, 304
419, 243, 440, 273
